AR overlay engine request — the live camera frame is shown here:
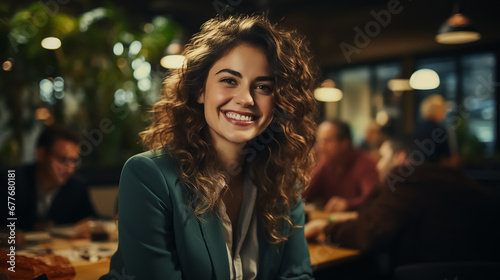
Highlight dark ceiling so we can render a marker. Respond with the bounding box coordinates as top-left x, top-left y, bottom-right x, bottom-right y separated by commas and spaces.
5, 0, 500, 68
